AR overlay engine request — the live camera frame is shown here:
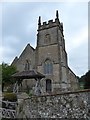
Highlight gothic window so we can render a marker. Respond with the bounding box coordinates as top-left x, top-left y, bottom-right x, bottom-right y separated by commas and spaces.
44, 34, 51, 44
46, 79, 52, 92
44, 59, 53, 74
24, 60, 30, 71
